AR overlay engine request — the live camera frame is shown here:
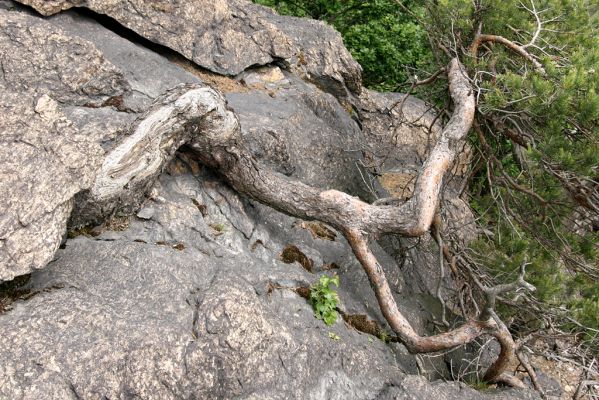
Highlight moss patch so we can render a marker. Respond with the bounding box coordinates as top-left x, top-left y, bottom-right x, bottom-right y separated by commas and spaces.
342, 313, 399, 343
280, 245, 314, 272
191, 198, 208, 216
299, 221, 337, 241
